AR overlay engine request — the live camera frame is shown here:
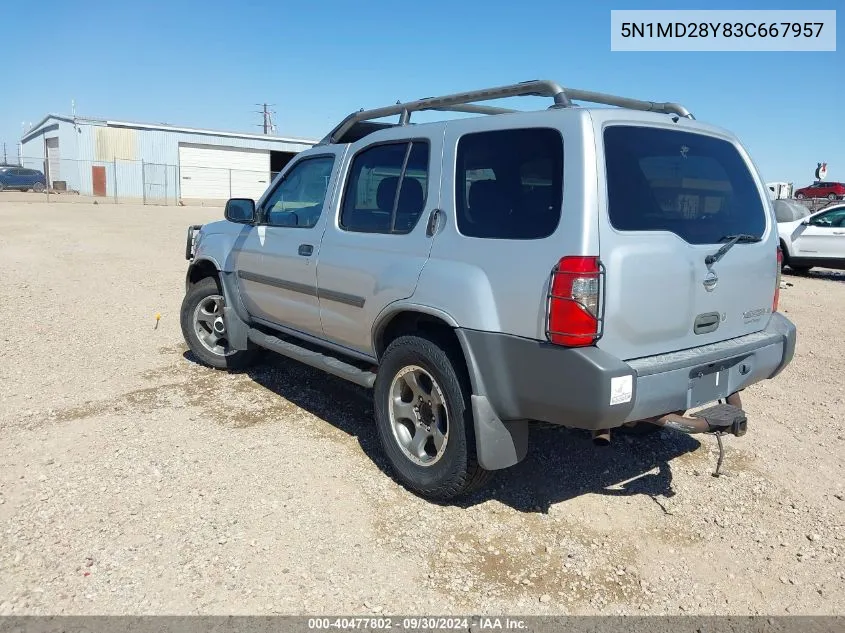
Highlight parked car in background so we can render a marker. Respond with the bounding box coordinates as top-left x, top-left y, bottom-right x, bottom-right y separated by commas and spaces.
778, 203, 845, 272
794, 181, 845, 200
0, 167, 47, 192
